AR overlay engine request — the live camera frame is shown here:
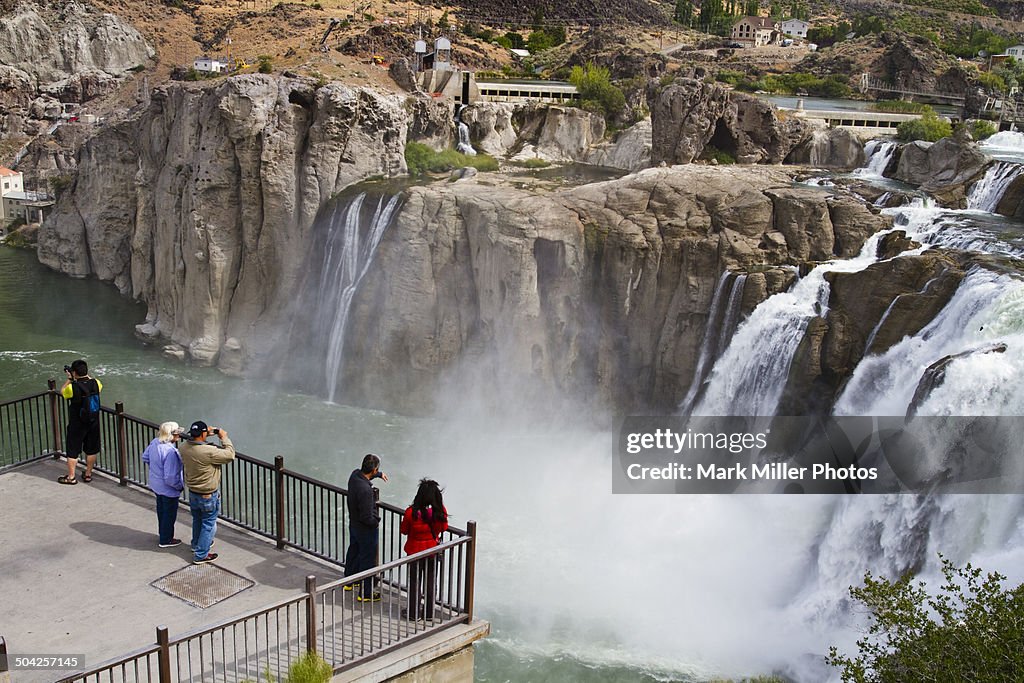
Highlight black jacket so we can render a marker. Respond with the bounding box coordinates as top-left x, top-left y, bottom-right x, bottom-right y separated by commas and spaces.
347, 469, 379, 530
